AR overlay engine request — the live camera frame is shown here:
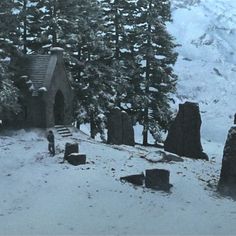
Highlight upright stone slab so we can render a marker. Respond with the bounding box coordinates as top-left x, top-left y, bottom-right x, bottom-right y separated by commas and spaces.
107, 109, 134, 146
107, 108, 123, 145
122, 111, 135, 146
164, 102, 208, 160
218, 126, 236, 196
64, 142, 79, 160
